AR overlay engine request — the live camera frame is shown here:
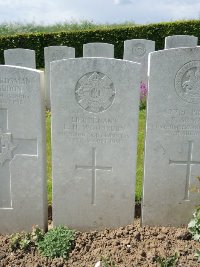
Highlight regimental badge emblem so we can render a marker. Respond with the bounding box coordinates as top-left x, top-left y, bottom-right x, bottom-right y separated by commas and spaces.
0, 128, 16, 165
175, 61, 200, 104
133, 43, 146, 58
75, 72, 115, 113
